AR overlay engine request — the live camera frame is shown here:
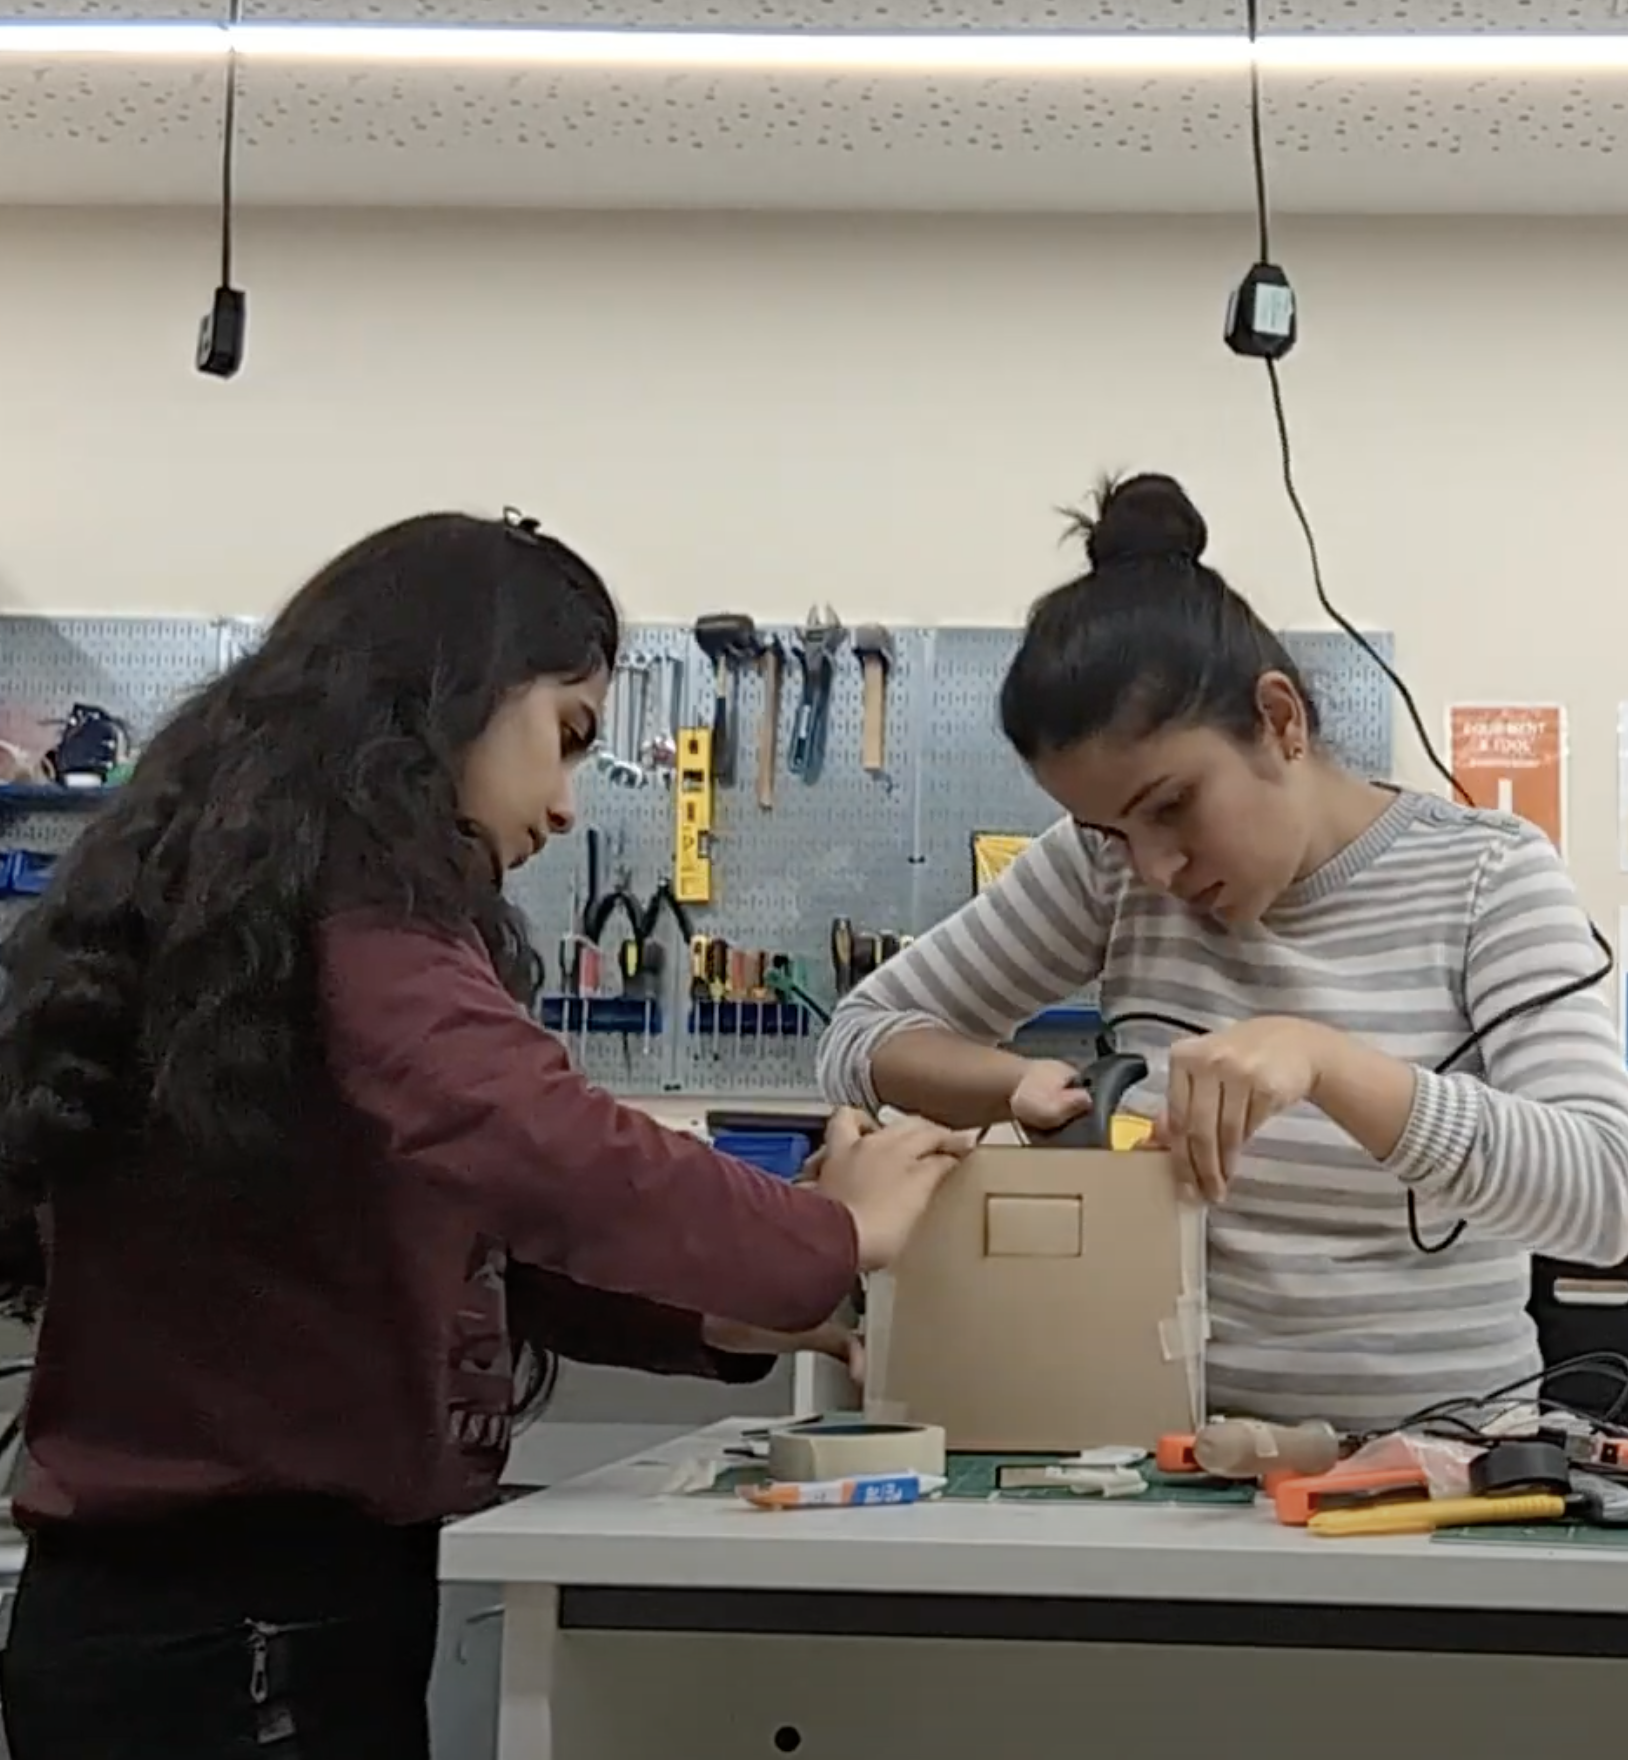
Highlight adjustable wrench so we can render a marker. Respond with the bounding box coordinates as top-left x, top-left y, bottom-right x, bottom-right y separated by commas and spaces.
788, 606, 846, 784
